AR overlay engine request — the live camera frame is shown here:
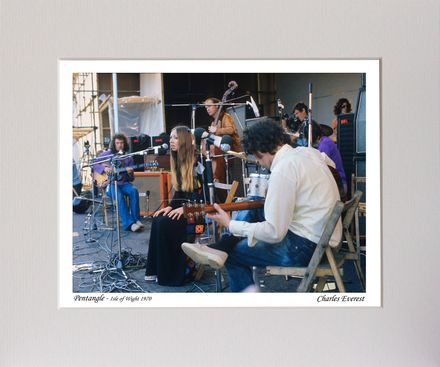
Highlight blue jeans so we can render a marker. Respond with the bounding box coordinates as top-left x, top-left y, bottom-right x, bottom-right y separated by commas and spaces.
232, 196, 265, 223
225, 230, 317, 292
108, 182, 140, 230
